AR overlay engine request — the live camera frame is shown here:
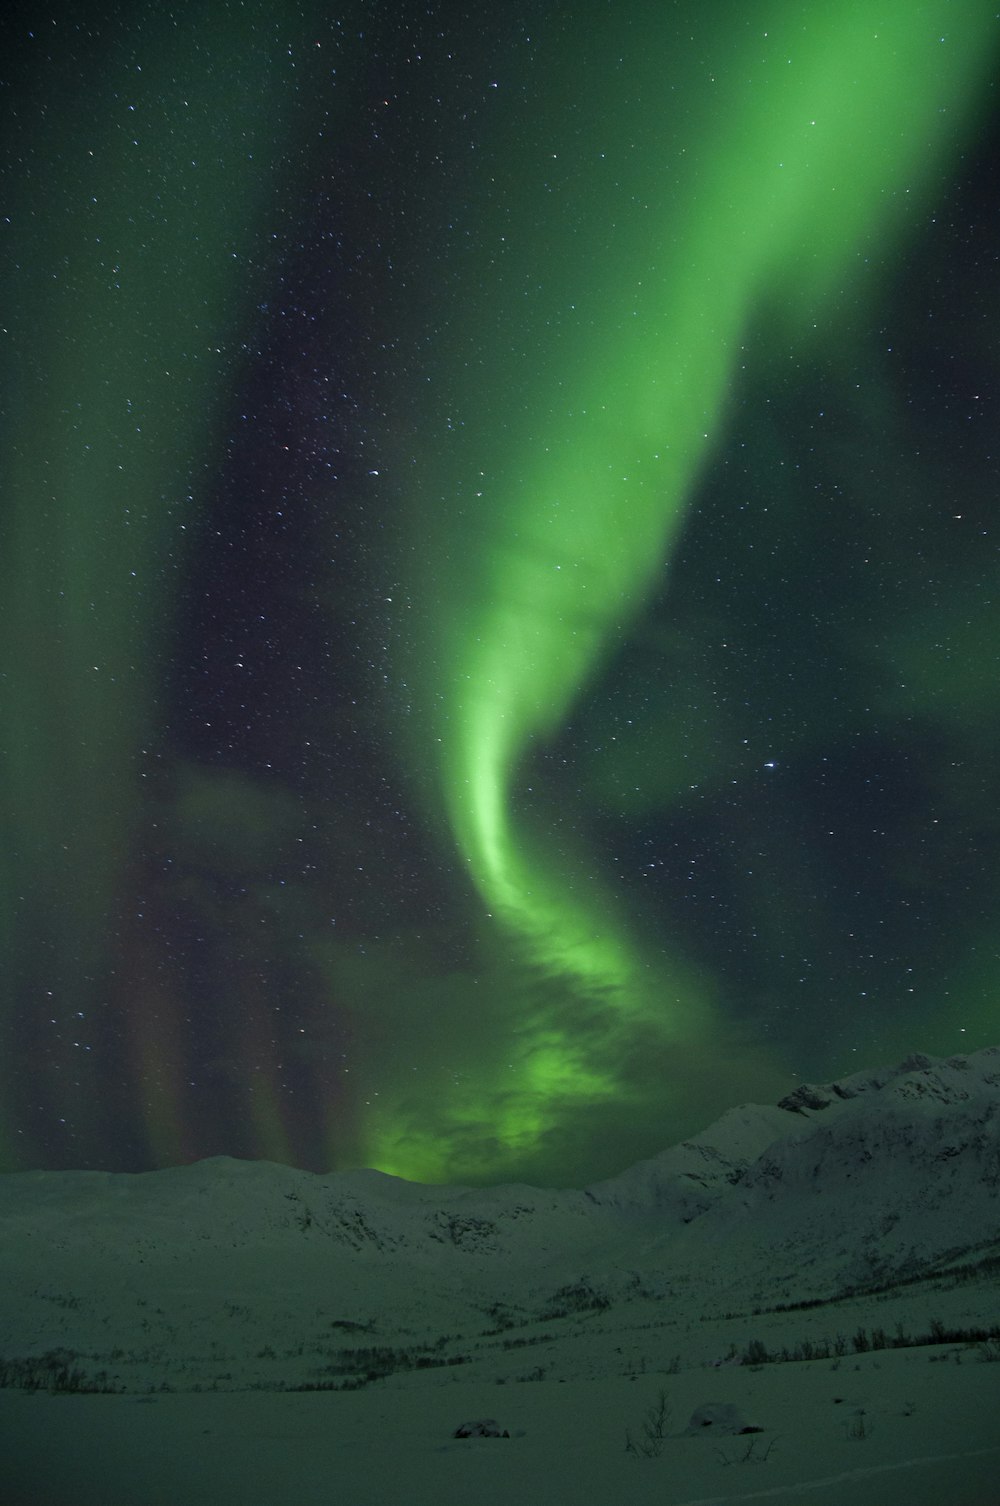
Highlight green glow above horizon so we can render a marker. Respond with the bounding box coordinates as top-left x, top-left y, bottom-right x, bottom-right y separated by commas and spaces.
3, 2, 995, 1186
377, 0, 997, 1179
